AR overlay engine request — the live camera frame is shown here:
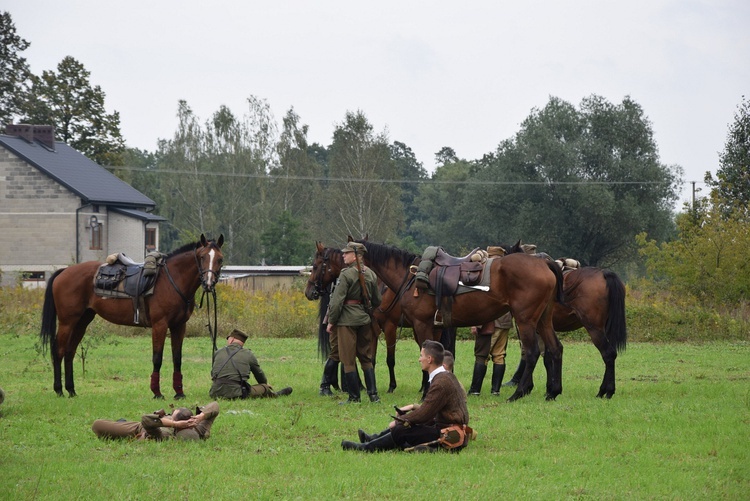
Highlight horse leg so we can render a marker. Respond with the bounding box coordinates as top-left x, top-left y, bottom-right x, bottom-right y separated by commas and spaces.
537, 313, 563, 401
508, 324, 540, 402
385, 323, 397, 393
170, 324, 187, 399
590, 328, 617, 398
151, 324, 168, 399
